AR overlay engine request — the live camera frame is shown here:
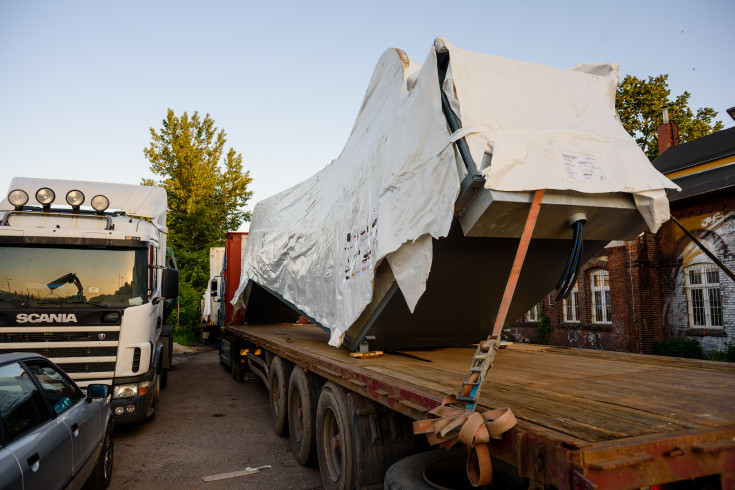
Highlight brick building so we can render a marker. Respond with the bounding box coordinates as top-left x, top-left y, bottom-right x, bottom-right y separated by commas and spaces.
510, 123, 735, 355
